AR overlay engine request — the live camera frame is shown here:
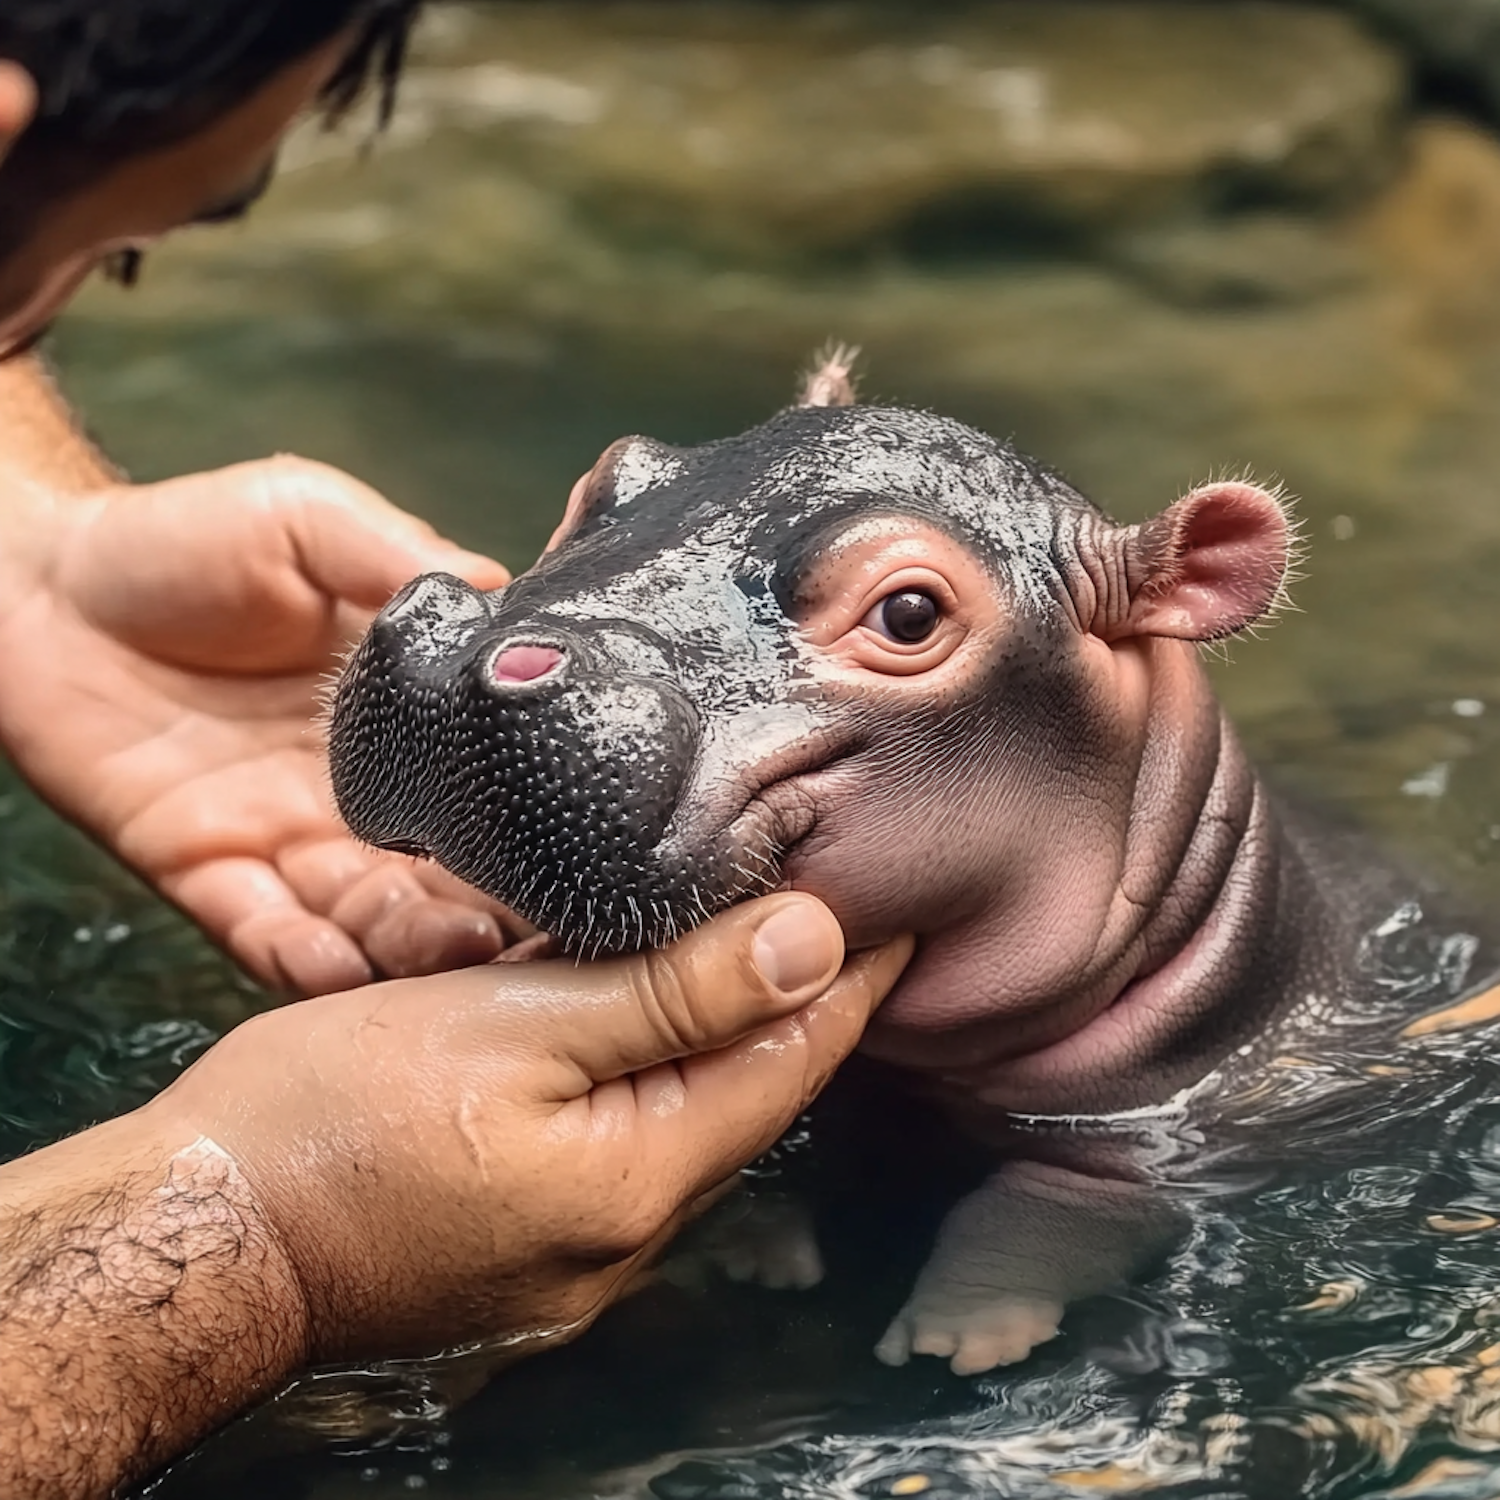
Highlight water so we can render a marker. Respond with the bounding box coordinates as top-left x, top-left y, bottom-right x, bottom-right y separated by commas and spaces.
12, 2, 1500, 1494
0, 768, 256, 1161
